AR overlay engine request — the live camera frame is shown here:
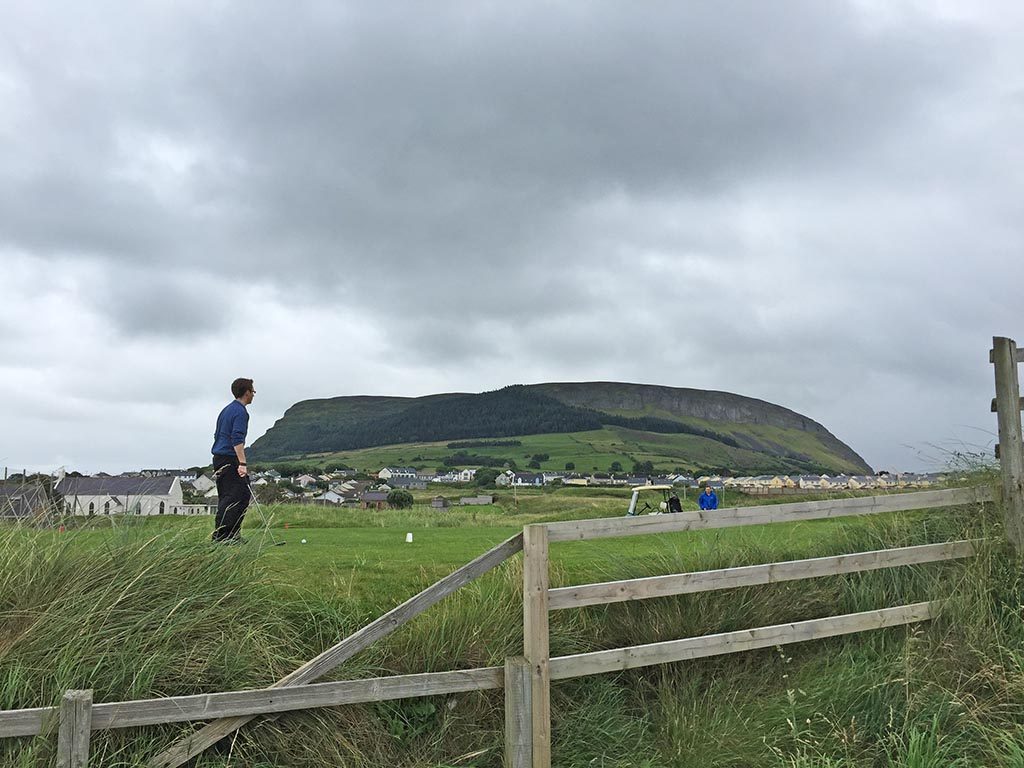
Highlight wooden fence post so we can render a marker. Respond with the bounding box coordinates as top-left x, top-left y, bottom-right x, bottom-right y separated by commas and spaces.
504, 656, 532, 768
992, 336, 1024, 550
523, 524, 551, 768
56, 690, 92, 768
